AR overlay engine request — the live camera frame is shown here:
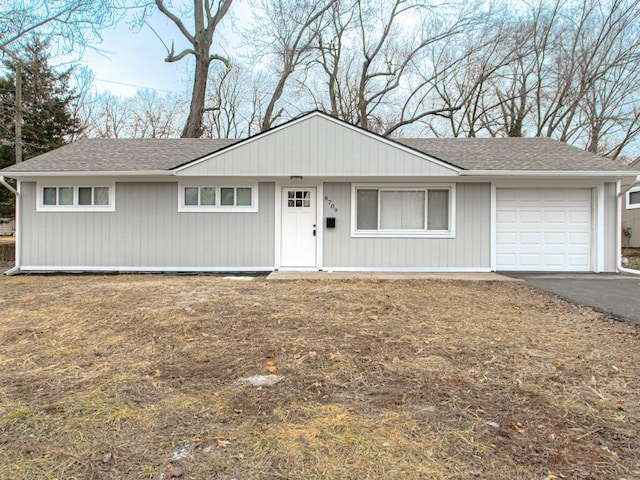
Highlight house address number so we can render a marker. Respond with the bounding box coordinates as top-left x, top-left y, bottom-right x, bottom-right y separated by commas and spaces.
324, 195, 338, 213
